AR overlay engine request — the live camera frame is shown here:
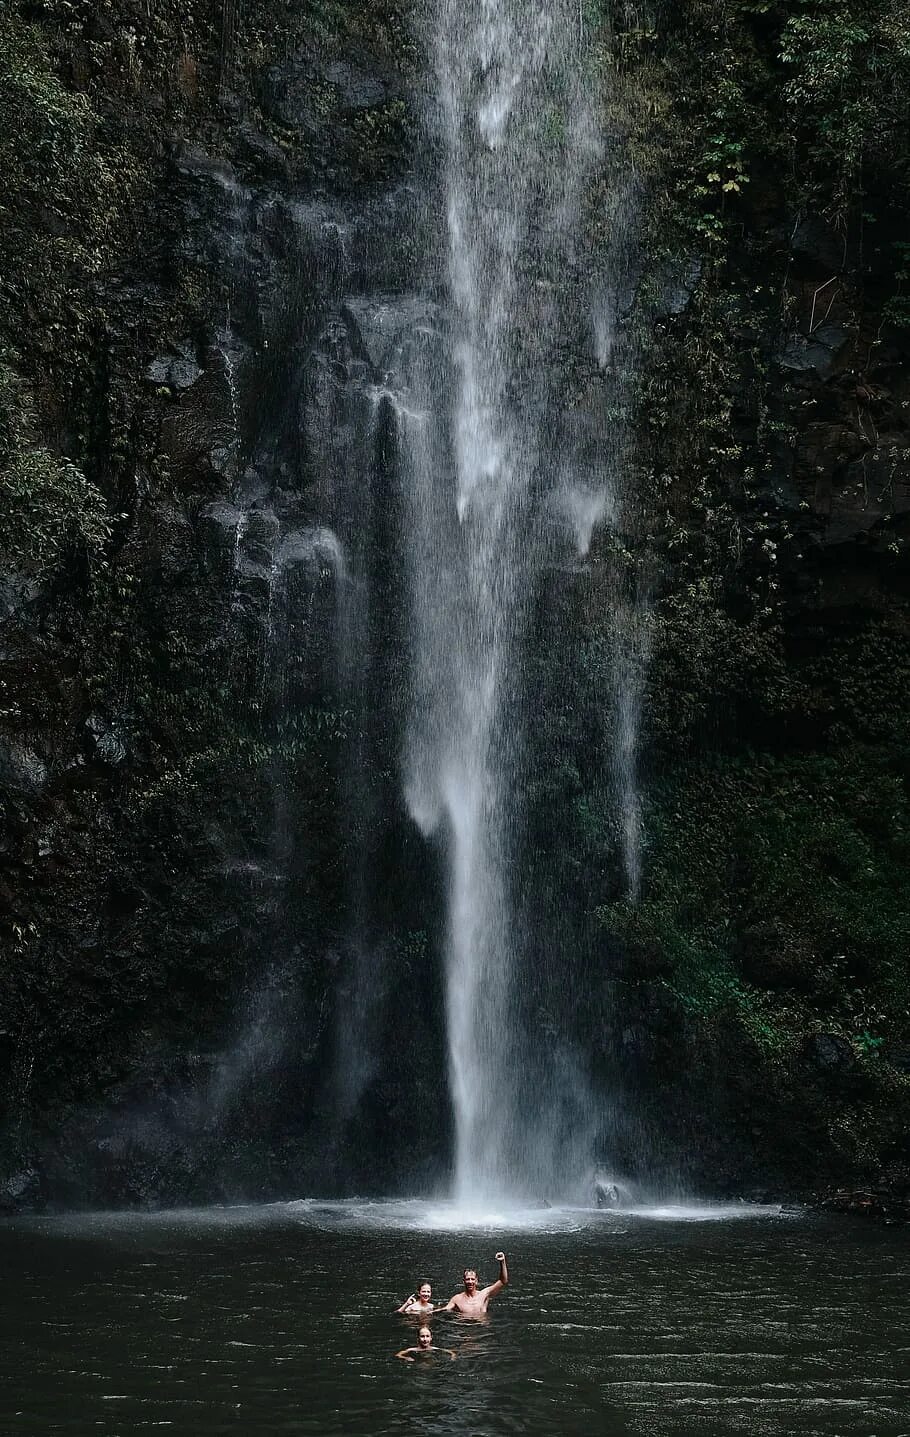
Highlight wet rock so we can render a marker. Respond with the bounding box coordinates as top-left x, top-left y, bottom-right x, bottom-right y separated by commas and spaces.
342, 294, 436, 374
593, 1173, 636, 1208
237, 509, 280, 570
0, 1167, 40, 1213
0, 741, 48, 795
257, 63, 324, 136
236, 121, 290, 180
198, 502, 243, 552
882, 1043, 910, 1072
797, 422, 865, 479
85, 714, 128, 768
145, 501, 196, 583
802, 1032, 855, 1072
654, 255, 702, 317
620, 1024, 654, 1061
779, 324, 848, 377
820, 440, 910, 544
790, 214, 846, 274
146, 341, 203, 390
0, 571, 44, 621
595, 1179, 621, 1208
343, 184, 425, 291
325, 59, 390, 112
817, 1169, 910, 1223
260, 56, 390, 133
843, 442, 910, 510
